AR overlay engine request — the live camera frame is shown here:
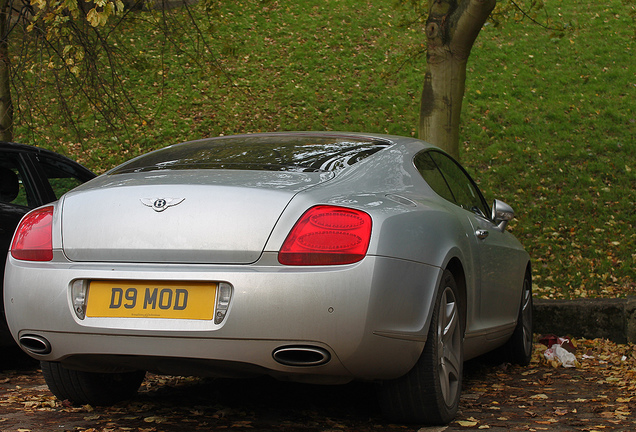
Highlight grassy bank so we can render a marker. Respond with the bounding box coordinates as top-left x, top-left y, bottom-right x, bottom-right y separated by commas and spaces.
12, 0, 635, 299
